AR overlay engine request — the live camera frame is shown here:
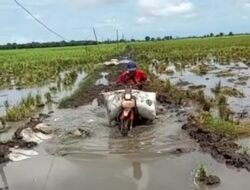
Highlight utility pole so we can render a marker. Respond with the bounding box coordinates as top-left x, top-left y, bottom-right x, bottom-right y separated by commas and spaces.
116, 29, 119, 48
92, 27, 102, 59
93, 27, 98, 43
93, 27, 100, 50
